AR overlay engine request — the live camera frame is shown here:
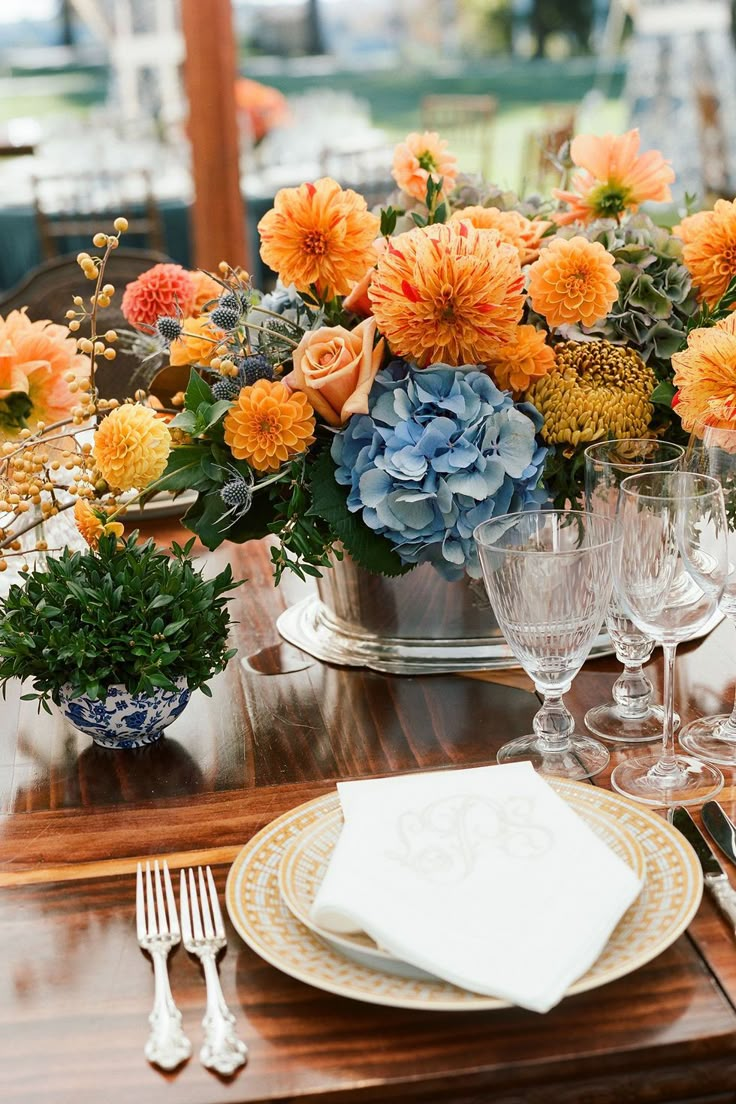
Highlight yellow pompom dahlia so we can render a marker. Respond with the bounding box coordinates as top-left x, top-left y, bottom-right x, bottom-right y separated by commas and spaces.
223, 379, 315, 472
93, 405, 172, 492
74, 498, 124, 550
368, 222, 525, 367
527, 341, 655, 450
